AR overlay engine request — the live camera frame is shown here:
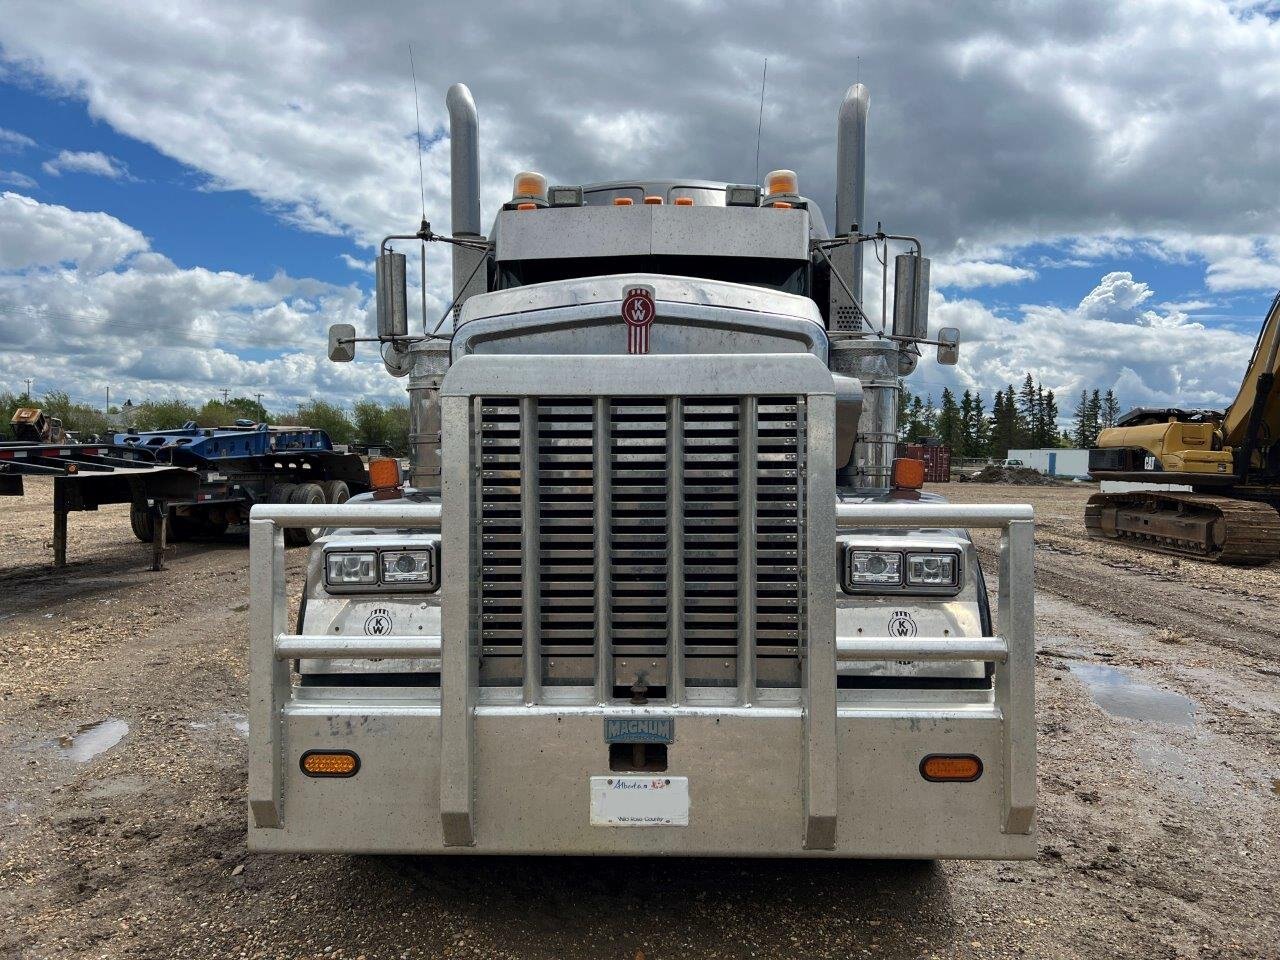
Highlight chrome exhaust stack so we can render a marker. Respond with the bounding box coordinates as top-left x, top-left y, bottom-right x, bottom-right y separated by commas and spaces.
446, 83, 486, 319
